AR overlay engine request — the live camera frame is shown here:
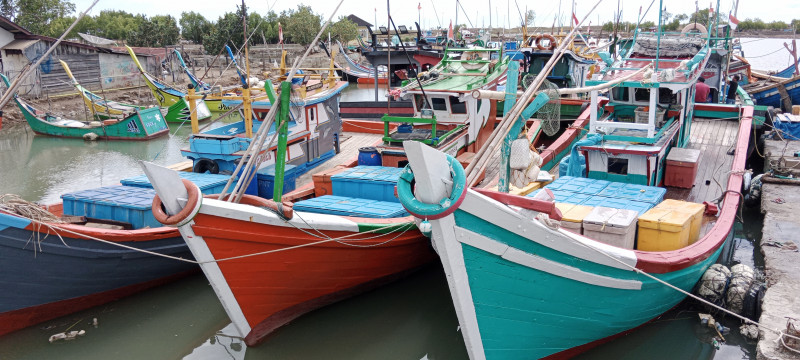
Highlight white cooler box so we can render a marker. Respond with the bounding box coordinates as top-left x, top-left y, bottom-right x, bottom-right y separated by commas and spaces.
582, 206, 639, 249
